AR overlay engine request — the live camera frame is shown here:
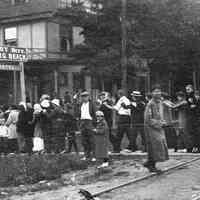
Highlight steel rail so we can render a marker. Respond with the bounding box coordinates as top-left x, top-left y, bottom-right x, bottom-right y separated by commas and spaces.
92, 157, 200, 198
